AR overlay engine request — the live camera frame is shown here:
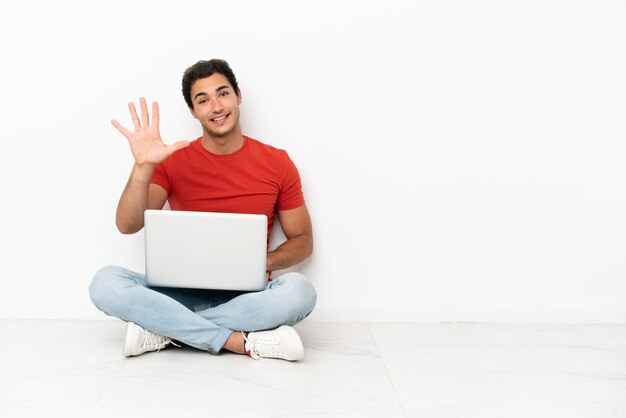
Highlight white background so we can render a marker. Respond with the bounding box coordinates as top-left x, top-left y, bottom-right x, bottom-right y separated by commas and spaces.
0, 0, 624, 322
